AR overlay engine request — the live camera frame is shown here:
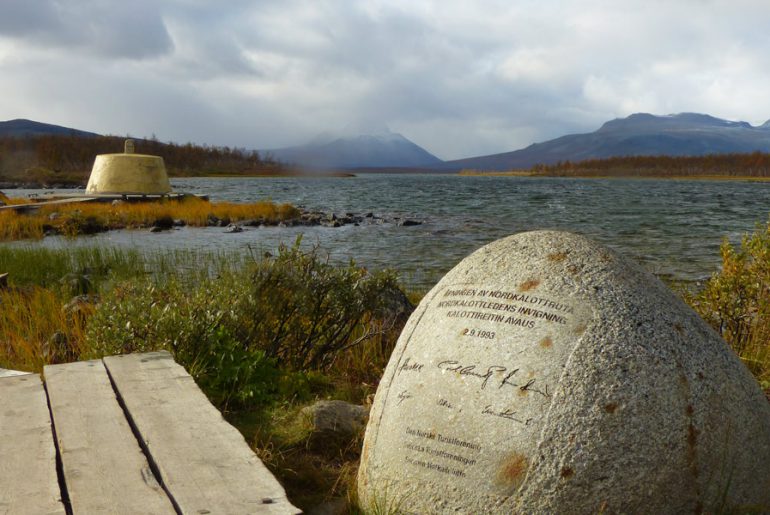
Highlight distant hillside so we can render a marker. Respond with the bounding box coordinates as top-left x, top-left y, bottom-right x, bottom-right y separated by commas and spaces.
0, 119, 100, 138
0, 124, 287, 186
526, 152, 770, 178
442, 113, 770, 171
268, 129, 443, 169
